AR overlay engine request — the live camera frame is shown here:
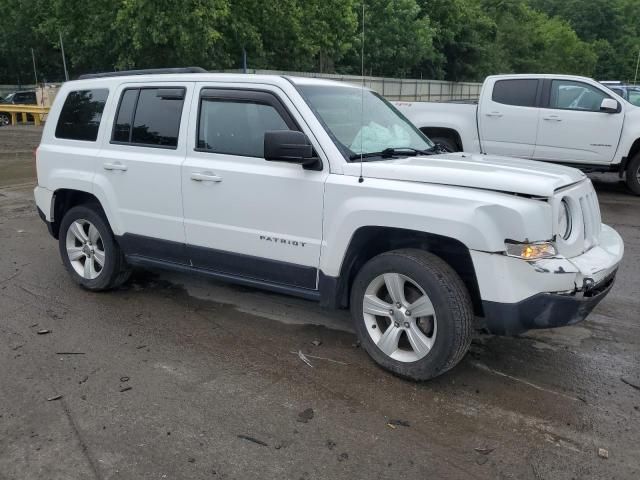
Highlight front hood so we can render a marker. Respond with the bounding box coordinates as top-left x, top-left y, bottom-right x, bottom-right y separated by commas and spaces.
354, 153, 586, 197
